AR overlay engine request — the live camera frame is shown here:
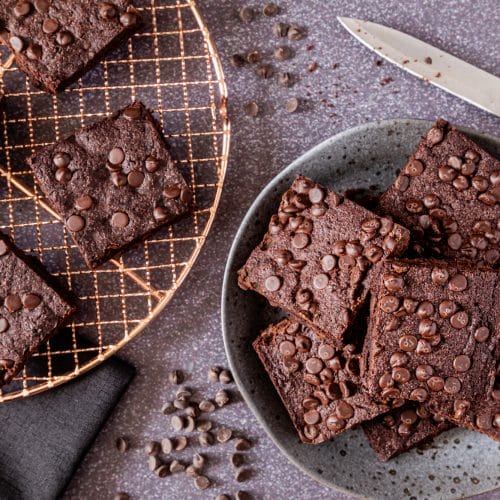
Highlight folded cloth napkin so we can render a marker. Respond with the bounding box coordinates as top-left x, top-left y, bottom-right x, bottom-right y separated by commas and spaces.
0, 355, 134, 500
